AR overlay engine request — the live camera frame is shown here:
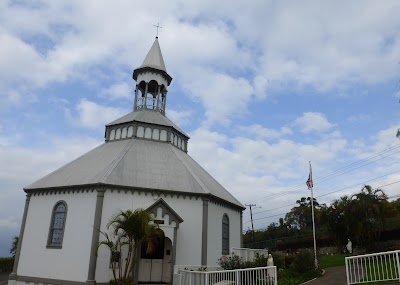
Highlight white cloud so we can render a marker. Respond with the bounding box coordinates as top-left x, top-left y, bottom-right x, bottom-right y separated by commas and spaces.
102, 82, 131, 100
347, 114, 372, 123
292, 112, 335, 134
182, 68, 254, 125
75, 99, 126, 129
167, 109, 192, 127
240, 124, 292, 140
